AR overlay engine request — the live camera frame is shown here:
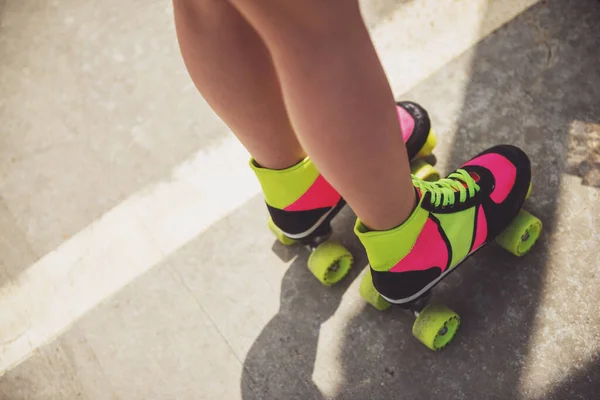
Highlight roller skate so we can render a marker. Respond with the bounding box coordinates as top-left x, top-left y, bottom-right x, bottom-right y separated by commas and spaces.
356, 145, 542, 350
252, 101, 438, 286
